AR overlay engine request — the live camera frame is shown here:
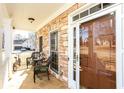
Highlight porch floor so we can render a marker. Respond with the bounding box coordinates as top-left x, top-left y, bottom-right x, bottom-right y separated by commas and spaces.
21, 68, 67, 89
